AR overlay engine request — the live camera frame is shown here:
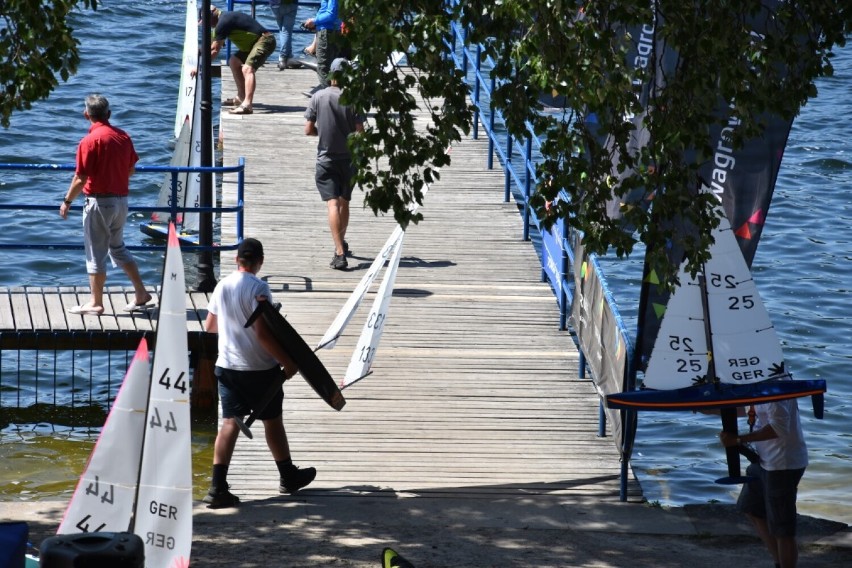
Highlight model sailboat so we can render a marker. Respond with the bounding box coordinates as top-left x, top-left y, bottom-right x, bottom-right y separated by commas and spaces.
606, 212, 825, 409
58, 223, 193, 567
606, 212, 825, 482
140, 0, 203, 246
